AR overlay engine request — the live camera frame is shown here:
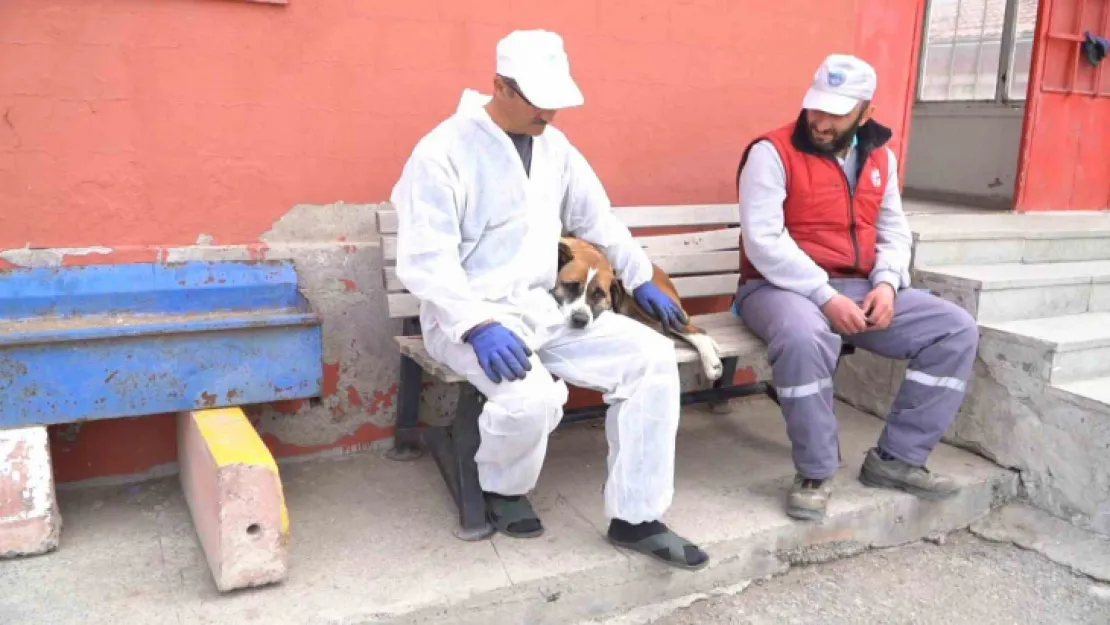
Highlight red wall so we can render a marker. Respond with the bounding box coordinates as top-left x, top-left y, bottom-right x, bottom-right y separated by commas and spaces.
0, 0, 926, 482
